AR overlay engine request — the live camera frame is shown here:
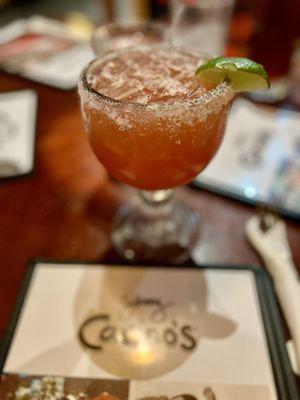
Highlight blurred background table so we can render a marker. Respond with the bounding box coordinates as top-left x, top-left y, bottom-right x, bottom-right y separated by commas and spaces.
0, 0, 300, 363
